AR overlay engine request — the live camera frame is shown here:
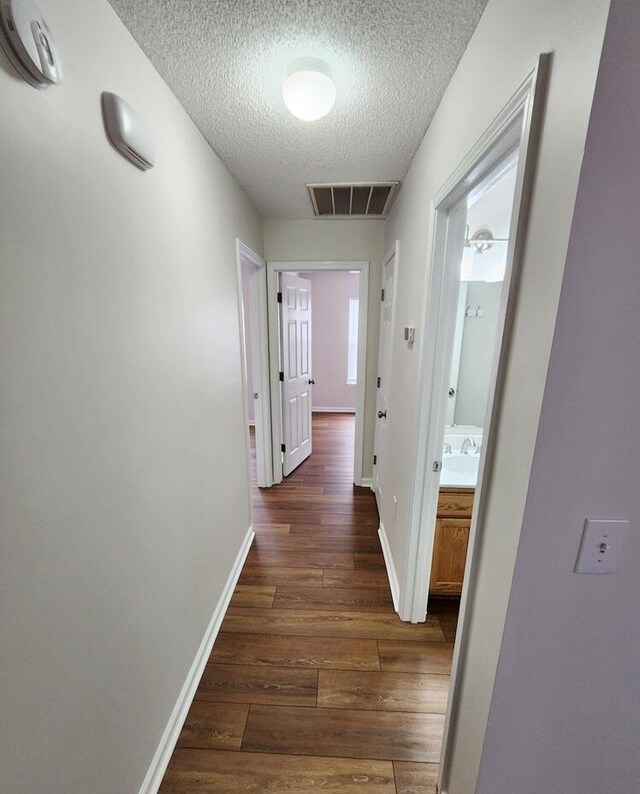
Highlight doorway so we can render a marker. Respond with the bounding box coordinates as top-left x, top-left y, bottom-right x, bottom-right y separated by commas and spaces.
267, 261, 369, 485
428, 155, 518, 598
398, 56, 548, 794
236, 240, 272, 489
